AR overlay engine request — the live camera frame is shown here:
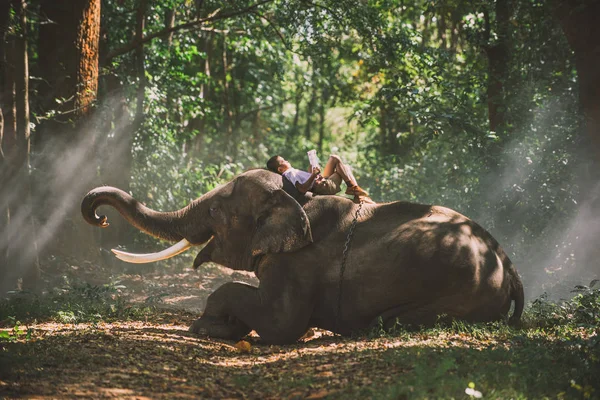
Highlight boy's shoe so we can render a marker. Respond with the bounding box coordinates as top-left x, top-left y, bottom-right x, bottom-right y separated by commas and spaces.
345, 185, 369, 197
353, 195, 375, 204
